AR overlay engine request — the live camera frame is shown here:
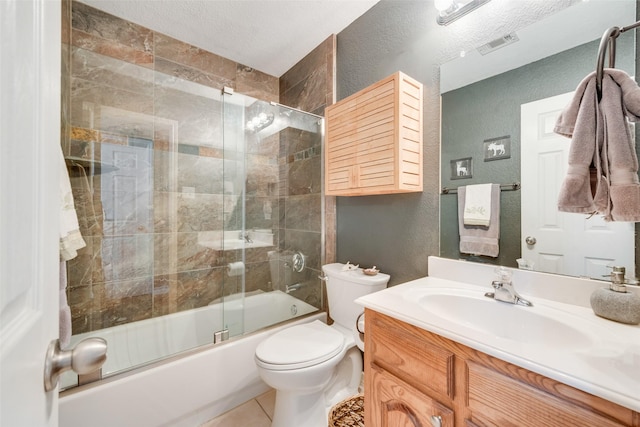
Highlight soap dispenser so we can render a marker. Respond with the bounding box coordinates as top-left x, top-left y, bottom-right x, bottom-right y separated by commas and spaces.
590, 266, 640, 325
